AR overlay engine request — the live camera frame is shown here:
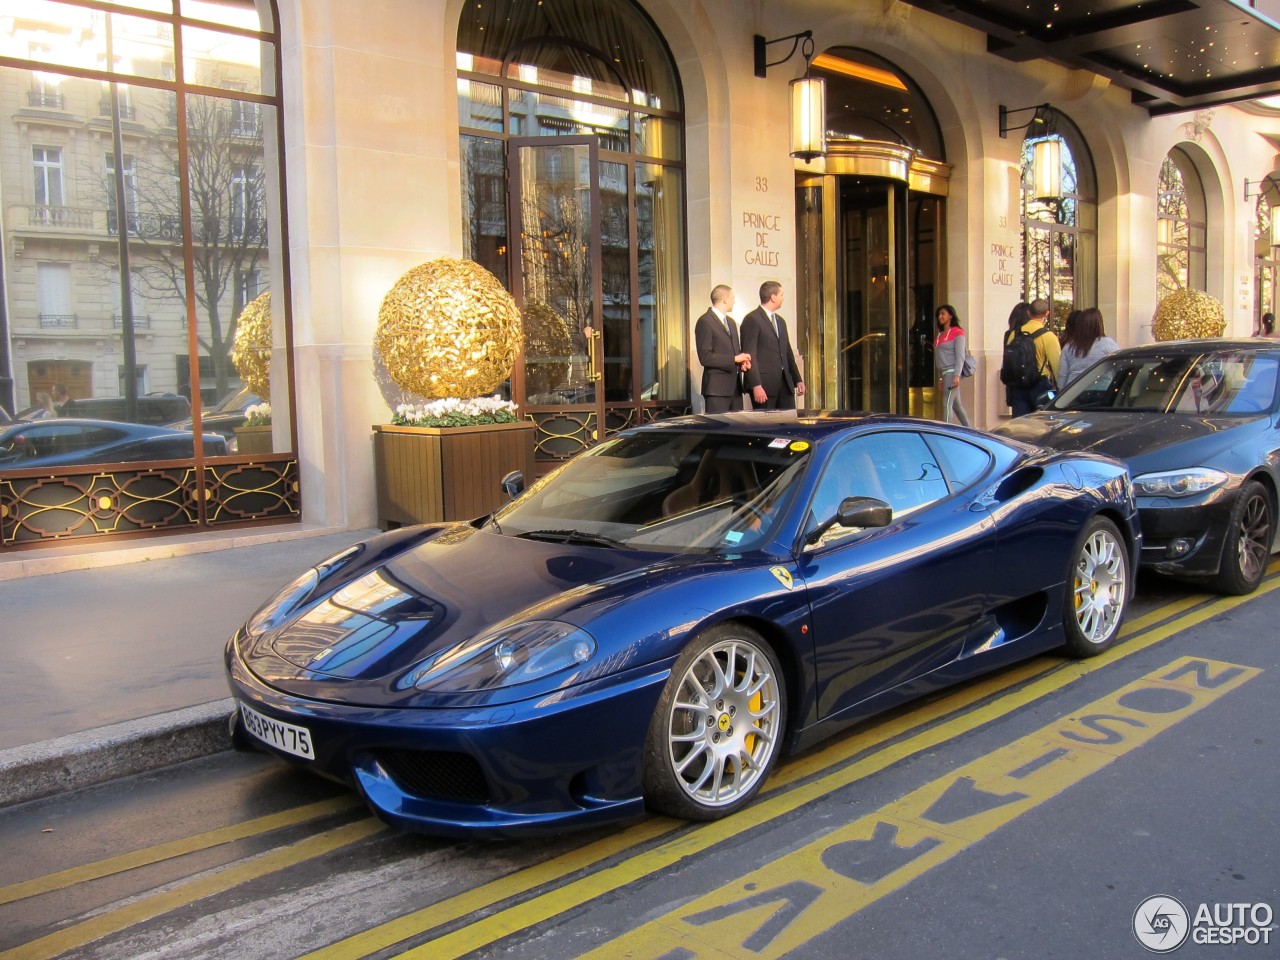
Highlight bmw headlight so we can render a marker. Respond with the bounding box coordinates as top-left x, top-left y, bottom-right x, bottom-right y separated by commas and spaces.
245, 545, 363, 637
409, 620, 597, 692
1132, 468, 1228, 499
